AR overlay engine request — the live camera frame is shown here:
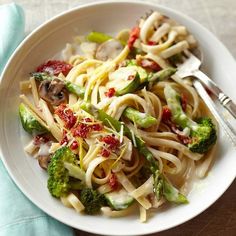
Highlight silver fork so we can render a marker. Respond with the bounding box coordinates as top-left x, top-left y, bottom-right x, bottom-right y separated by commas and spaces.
175, 49, 236, 119
173, 49, 236, 145
193, 79, 236, 146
